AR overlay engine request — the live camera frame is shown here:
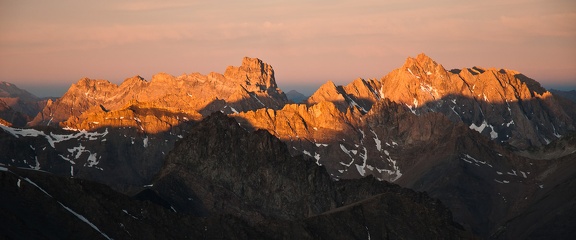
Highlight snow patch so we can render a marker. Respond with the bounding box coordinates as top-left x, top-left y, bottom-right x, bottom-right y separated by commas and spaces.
370, 130, 382, 151
460, 154, 493, 167
406, 98, 418, 114
355, 146, 369, 177
407, 68, 415, 76
552, 125, 562, 138
375, 149, 402, 182
339, 144, 355, 167
0, 124, 107, 148
85, 153, 100, 168
420, 83, 438, 98
59, 202, 112, 240
31, 156, 40, 170
348, 98, 368, 113
469, 120, 498, 139
123, 209, 139, 220
252, 94, 265, 106
506, 119, 515, 127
